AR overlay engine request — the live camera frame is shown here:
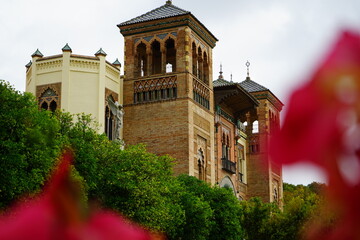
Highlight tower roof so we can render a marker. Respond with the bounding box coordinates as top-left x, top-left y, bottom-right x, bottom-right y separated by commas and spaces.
117, 1, 218, 48
62, 43, 72, 52
95, 48, 107, 56
239, 77, 269, 93
112, 58, 121, 66
31, 49, 43, 58
118, 1, 190, 27
25, 60, 32, 68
